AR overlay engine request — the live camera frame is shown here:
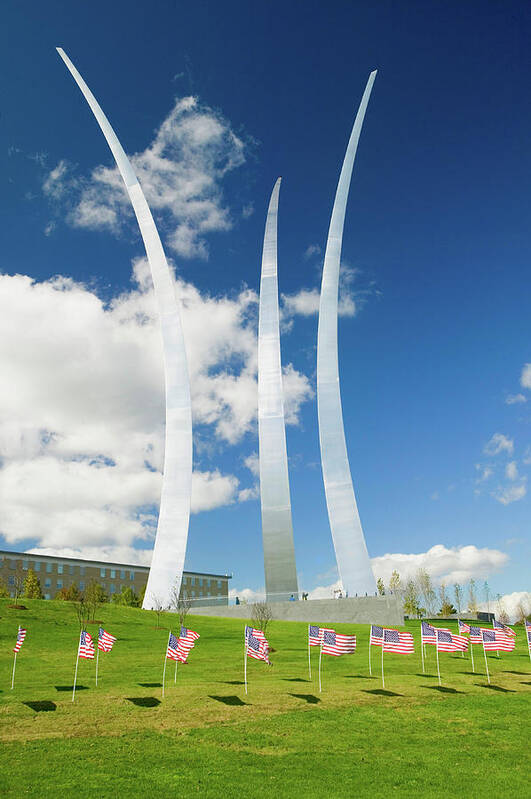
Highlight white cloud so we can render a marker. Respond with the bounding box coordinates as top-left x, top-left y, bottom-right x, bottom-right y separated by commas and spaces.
371, 544, 509, 587
505, 461, 518, 481
520, 363, 531, 389
304, 244, 321, 260
492, 480, 527, 505
479, 591, 531, 624
0, 264, 312, 553
43, 96, 247, 259
244, 452, 259, 476
475, 464, 493, 483
484, 433, 514, 456
282, 288, 320, 317
505, 393, 526, 405
228, 586, 265, 603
